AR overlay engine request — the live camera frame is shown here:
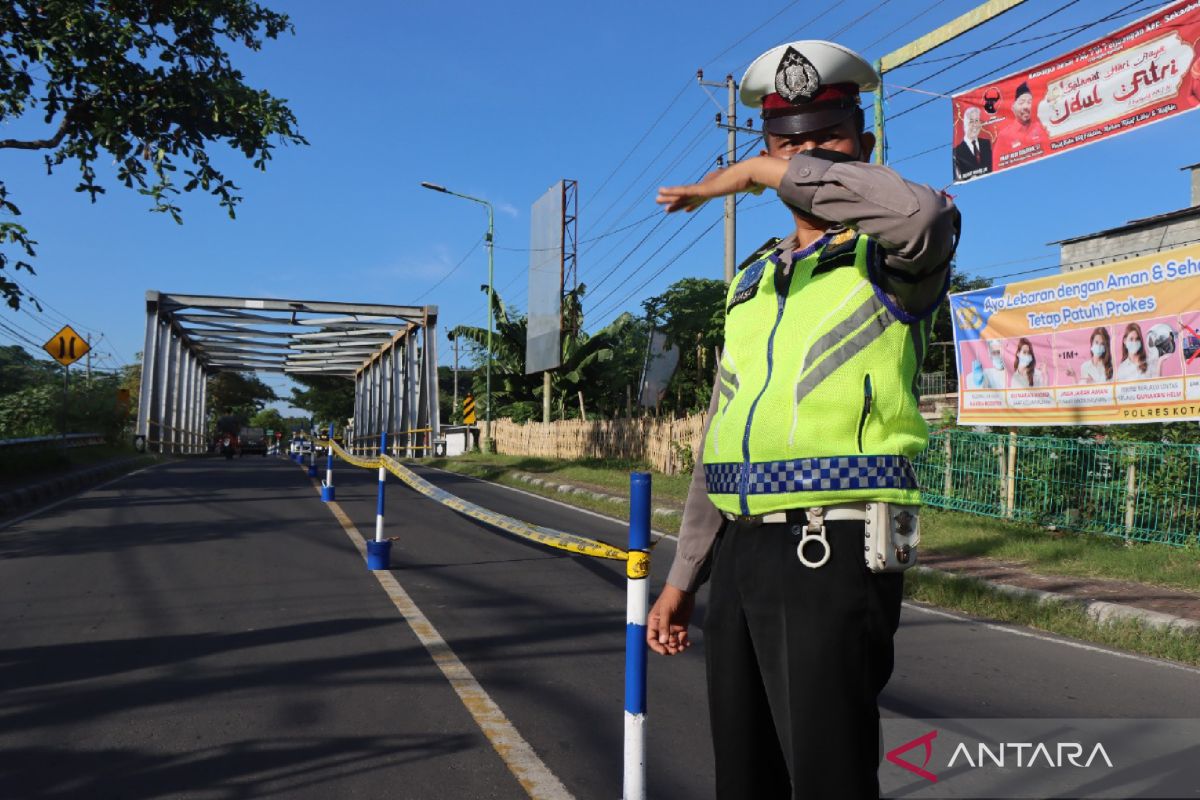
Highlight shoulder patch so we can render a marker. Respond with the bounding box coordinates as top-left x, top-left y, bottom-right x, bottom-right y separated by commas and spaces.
727, 257, 768, 312
812, 230, 863, 276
